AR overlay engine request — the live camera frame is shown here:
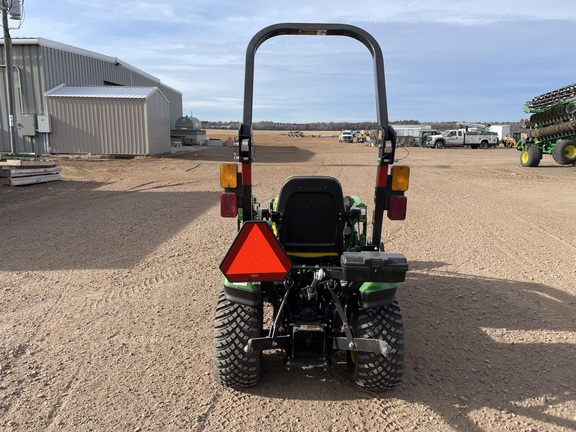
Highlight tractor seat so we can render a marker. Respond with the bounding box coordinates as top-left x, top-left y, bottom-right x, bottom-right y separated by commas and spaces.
274, 176, 346, 260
